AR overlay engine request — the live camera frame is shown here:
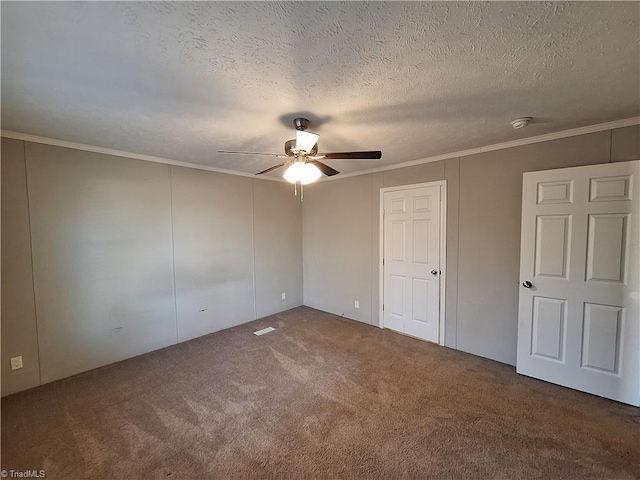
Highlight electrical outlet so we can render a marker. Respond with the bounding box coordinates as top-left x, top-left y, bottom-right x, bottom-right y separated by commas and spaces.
281, 292, 286, 300
355, 300, 359, 309
10, 356, 23, 371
